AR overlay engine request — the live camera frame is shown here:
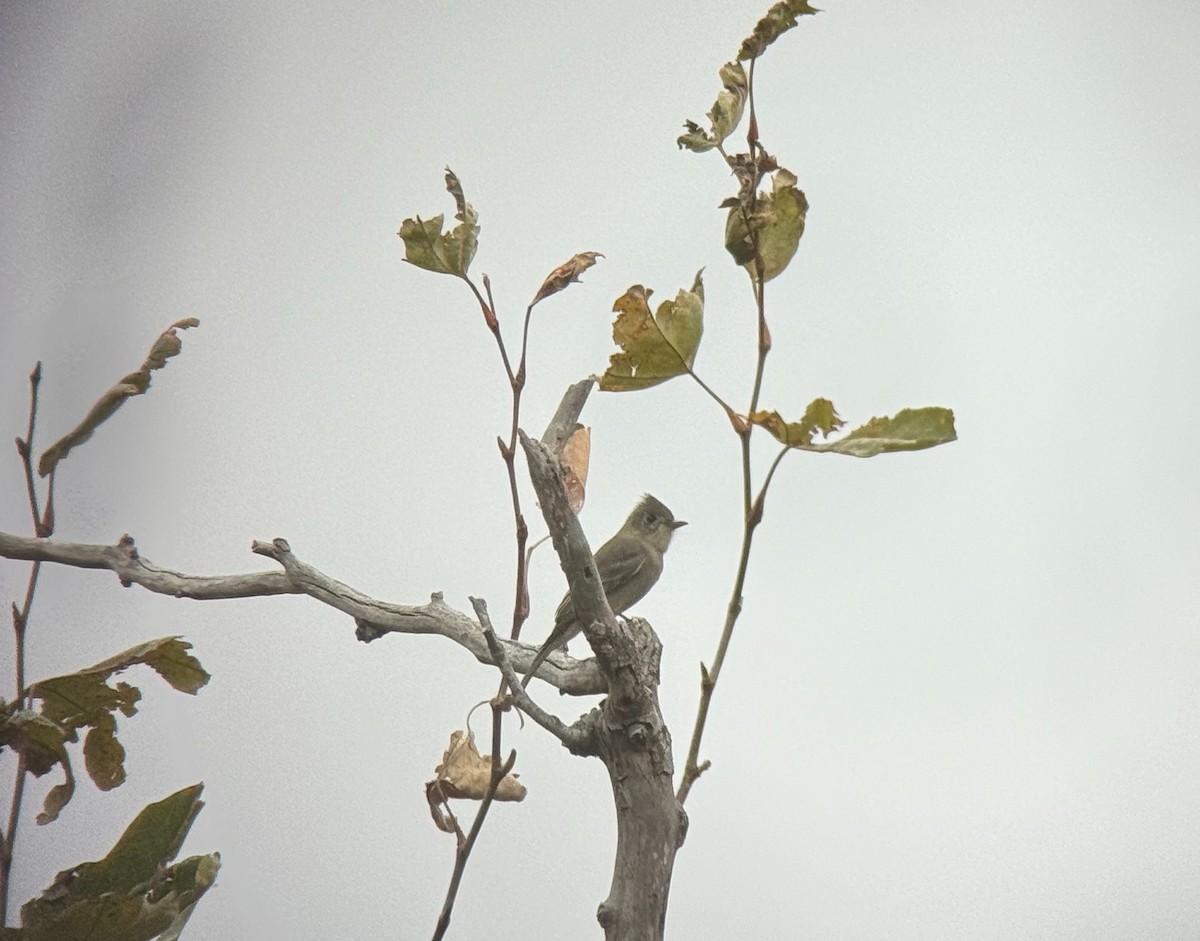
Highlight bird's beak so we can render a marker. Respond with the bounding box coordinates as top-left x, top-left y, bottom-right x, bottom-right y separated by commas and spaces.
670, 520, 688, 530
